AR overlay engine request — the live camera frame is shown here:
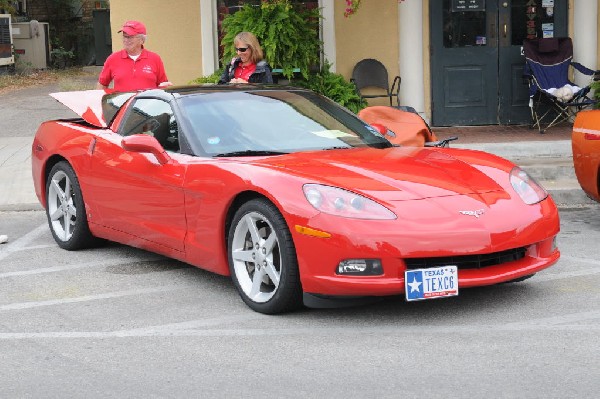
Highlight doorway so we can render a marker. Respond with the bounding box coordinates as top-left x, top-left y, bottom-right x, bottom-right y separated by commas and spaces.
430, 0, 567, 126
